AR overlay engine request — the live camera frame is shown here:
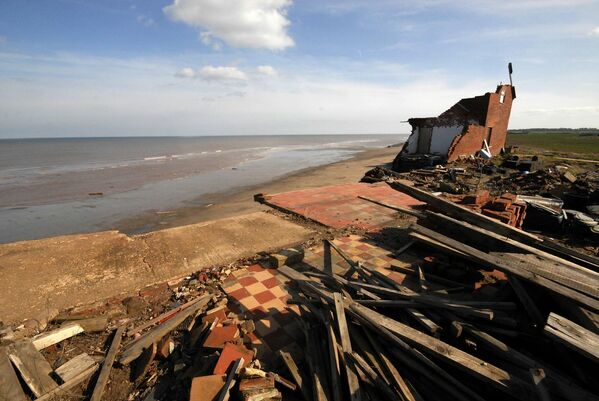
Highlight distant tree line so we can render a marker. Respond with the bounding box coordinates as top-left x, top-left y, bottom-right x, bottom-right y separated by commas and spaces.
509, 128, 599, 136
